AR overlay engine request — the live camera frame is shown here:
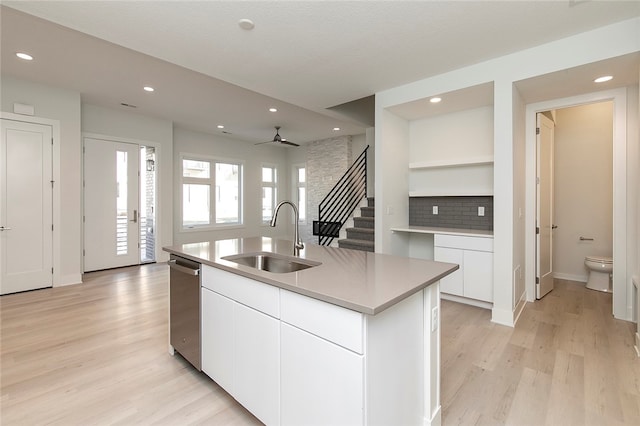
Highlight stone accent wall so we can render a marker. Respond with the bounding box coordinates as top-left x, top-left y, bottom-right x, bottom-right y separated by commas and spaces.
302, 136, 353, 243
409, 196, 493, 230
